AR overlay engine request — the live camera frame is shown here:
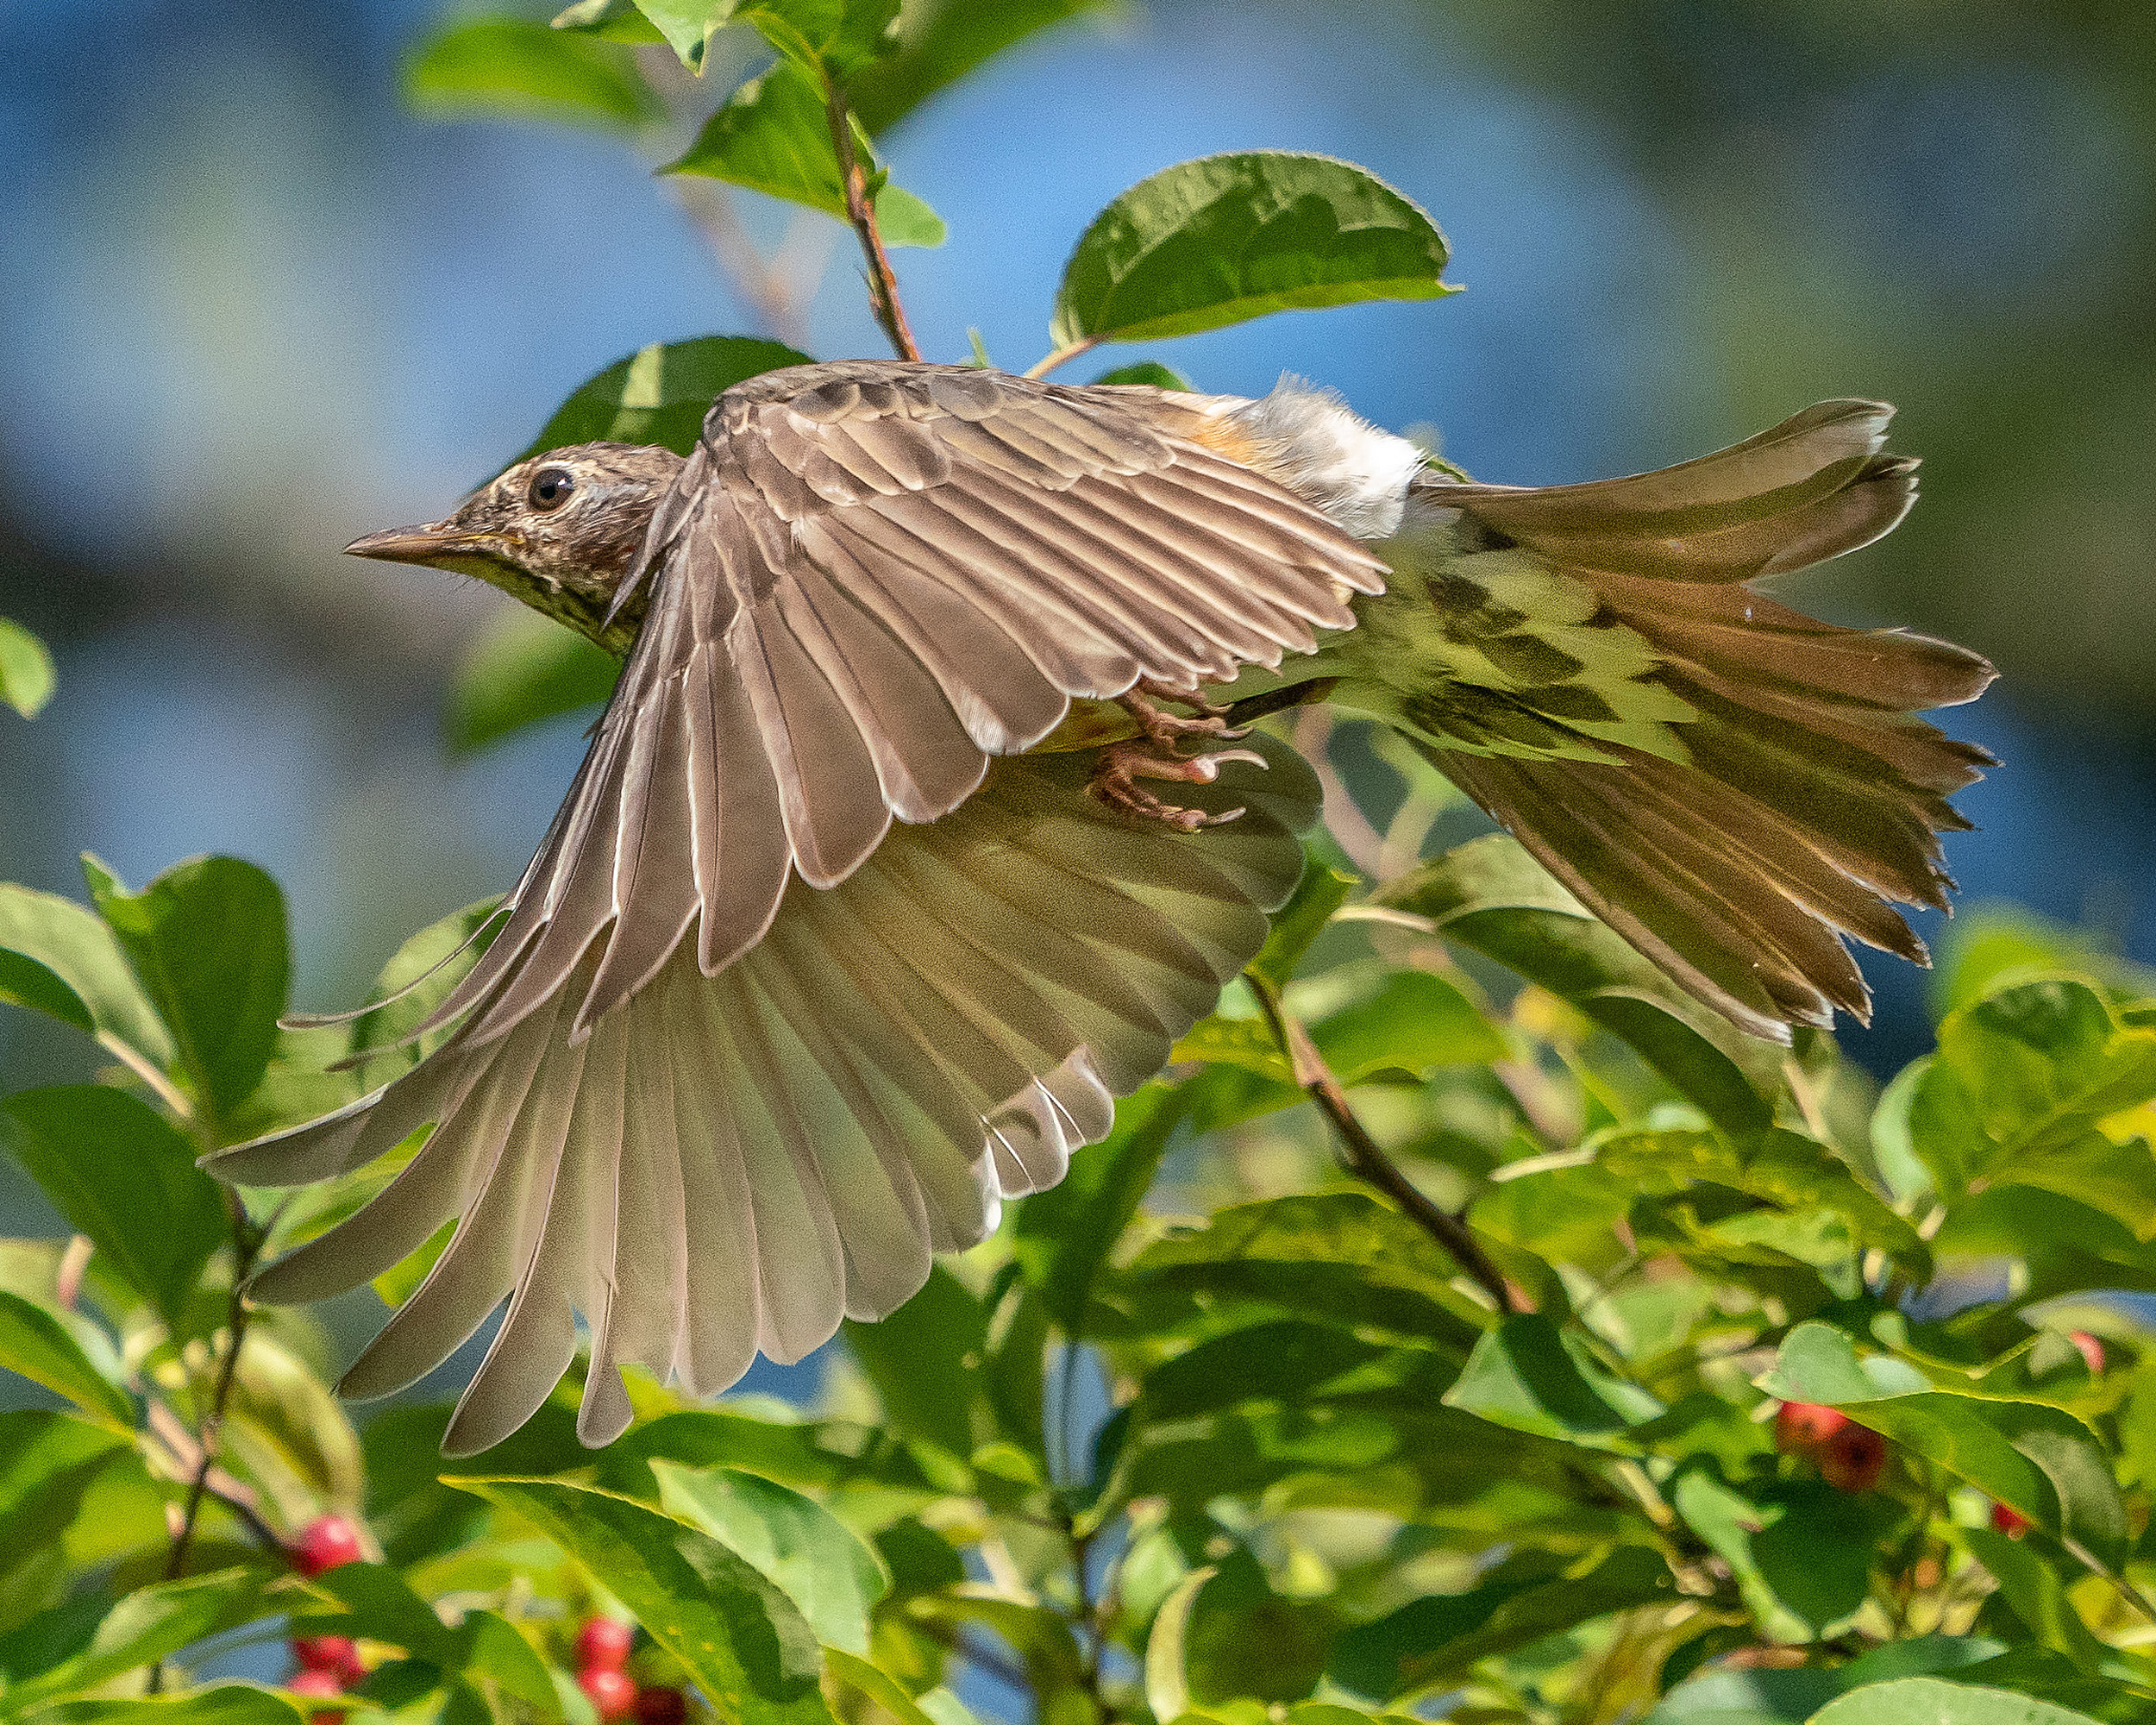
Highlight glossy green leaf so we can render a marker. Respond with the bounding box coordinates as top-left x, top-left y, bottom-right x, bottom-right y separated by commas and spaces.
0, 618, 54, 719
735, 0, 901, 78
1806, 1678, 2106, 1724
1672, 1471, 1890, 1642
1248, 862, 1357, 988
1125, 1191, 1486, 1342
1049, 151, 1455, 348
450, 1477, 837, 1725
0, 1289, 131, 1427
624, 0, 733, 67
0, 1570, 269, 1719
84, 854, 289, 1122
446, 605, 621, 757
653, 1461, 888, 1653
1330, 1545, 1675, 1702
1443, 1313, 1662, 1447
0, 883, 172, 1065
551, 0, 667, 44
405, 17, 661, 131
824, 1649, 967, 1725
1310, 969, 1507, 1081
1, 1087, 228, 1335
1375, 833, 1781, 1128
289, 1562, 461, 1663
1759, 1323, 2128, 1569
519, 335, 812, 462
849, 0, 1113, 130
665, 60, 944, 246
